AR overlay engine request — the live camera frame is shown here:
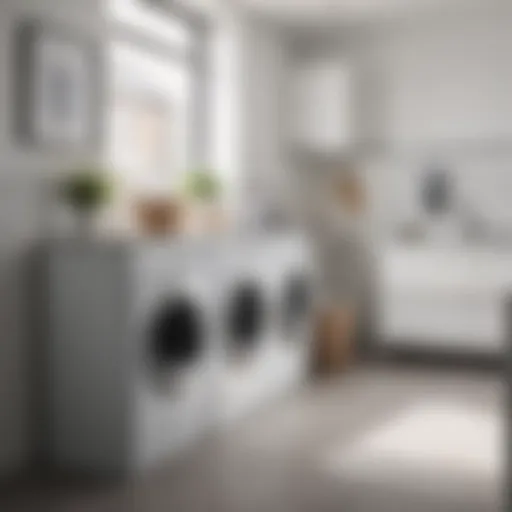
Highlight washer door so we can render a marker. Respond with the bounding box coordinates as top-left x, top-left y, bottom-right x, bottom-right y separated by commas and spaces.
227, 281, 266, 353
149, 297, 204, 371
282, 274, 312, 337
